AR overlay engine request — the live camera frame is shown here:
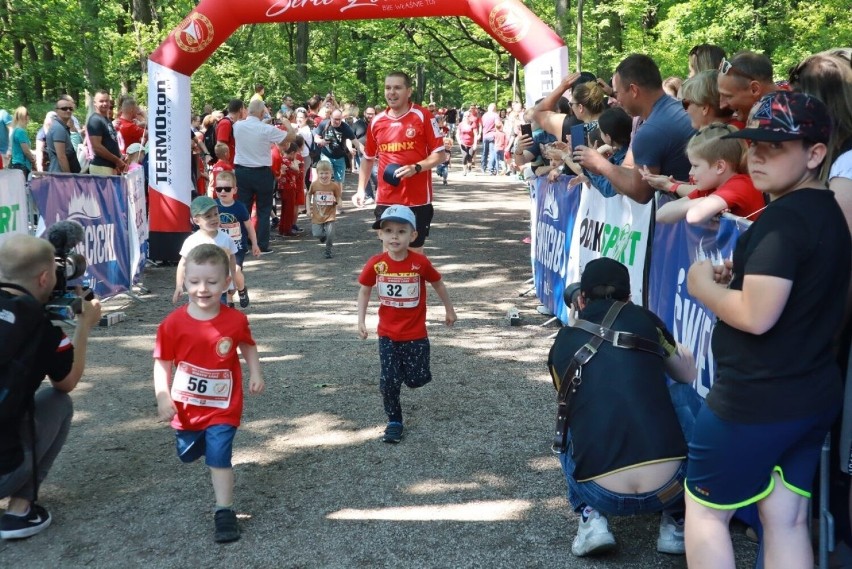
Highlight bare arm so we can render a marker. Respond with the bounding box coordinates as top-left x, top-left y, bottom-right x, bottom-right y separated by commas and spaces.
656, 197, 693, 224
354, 156, 376, 207
239, 343, 264, 394
35, 139, 46, 171
357, 284, 372, 339
244, 219, 260, 257
173, 257, 186, 304
393, 150, 447, 181
52, 298, 102, 393
684, 194, 728, 225
575, 145, 656, 204
153, 358, 177, 421
829, 175, 852, 327
688, 260, 792, 335
53, 140, 71, 173
89, 134, 125, 170
533, 72, 581, 141
430, 279, 457, 326
665, 343, 697, 383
